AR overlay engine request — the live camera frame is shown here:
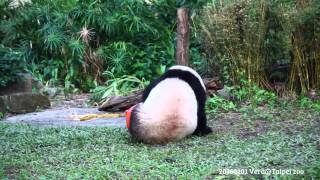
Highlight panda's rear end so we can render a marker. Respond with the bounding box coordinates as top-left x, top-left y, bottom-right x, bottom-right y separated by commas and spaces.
127, 65, 212, 144
129, 79, 197, 144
